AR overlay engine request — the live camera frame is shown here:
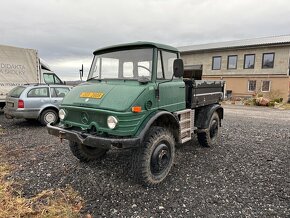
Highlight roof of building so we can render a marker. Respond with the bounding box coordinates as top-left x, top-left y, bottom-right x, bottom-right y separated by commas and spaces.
93, 41, 178, 54
178, 35, 290, 53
